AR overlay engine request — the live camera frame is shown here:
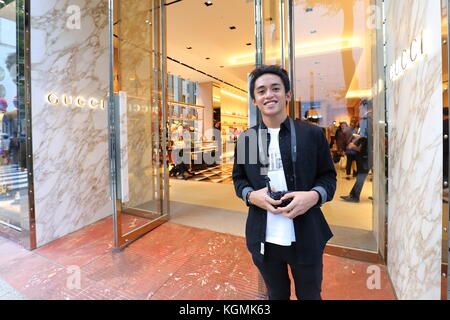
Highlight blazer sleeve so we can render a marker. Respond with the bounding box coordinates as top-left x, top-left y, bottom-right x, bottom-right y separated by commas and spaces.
232, 134, 254, 203
314, 127, 337, 202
